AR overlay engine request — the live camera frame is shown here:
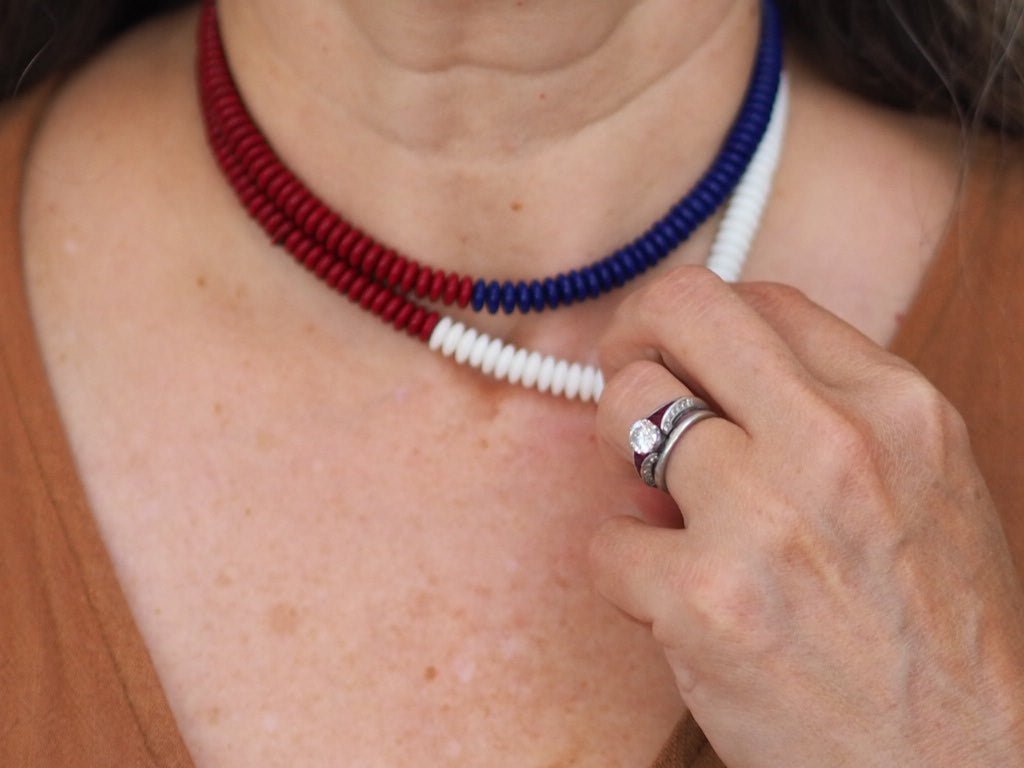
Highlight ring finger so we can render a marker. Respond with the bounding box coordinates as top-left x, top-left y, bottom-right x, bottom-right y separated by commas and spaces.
596, 359, 751, 531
